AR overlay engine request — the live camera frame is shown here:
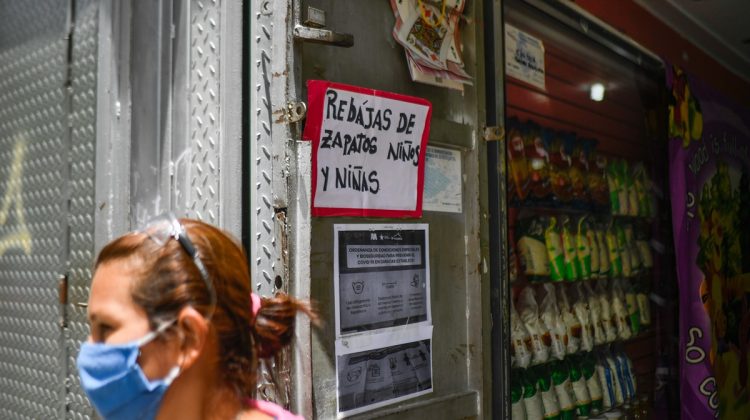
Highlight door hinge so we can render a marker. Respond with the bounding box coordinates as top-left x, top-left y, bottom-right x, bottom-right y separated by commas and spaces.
58, 273, 68, 328
483, 126, 505, 142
